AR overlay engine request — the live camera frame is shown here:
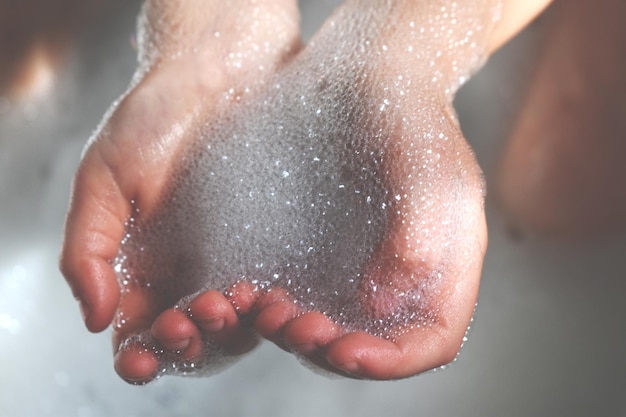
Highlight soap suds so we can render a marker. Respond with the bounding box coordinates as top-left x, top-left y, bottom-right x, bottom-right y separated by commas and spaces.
113, 0, 500, 377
